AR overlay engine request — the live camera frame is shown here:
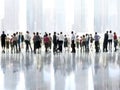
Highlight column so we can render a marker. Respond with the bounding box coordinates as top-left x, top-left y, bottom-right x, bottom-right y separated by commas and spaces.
55, 0, 66, 33
74, 0, 81, 34
3, 0, 19, 34
84, 0, 94, 34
